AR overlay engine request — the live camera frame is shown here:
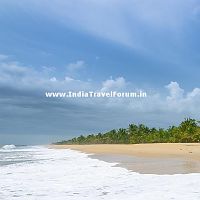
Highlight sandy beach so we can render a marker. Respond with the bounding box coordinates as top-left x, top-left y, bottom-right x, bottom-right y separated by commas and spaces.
53, 143, 200, 174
